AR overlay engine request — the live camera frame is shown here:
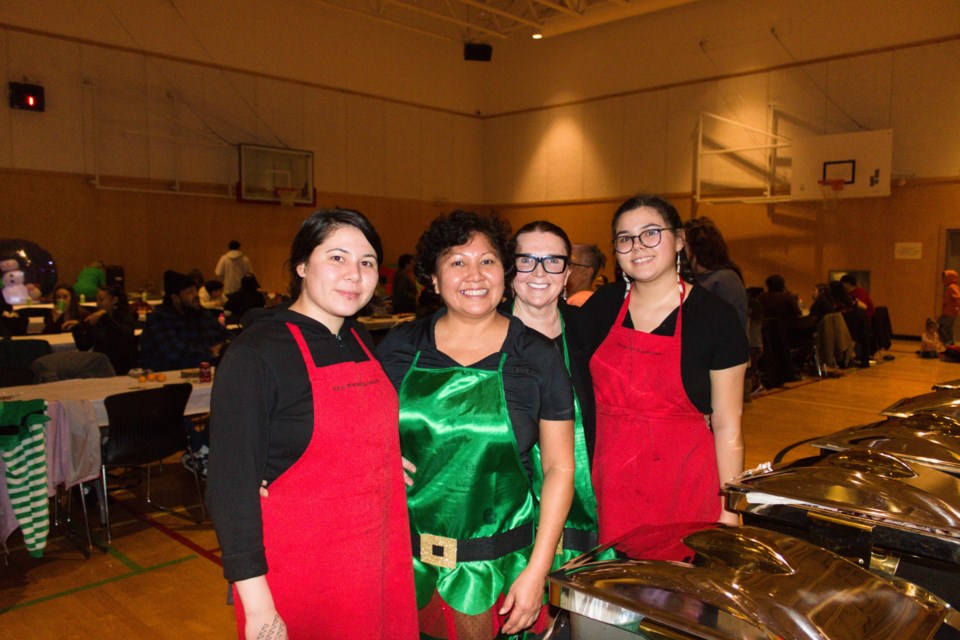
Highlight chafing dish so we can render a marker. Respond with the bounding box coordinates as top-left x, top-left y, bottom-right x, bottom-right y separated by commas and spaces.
546, 522, 957, 639
726, 448, 960, 610
882, 389, 960, 418
808, 413, 960, 476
